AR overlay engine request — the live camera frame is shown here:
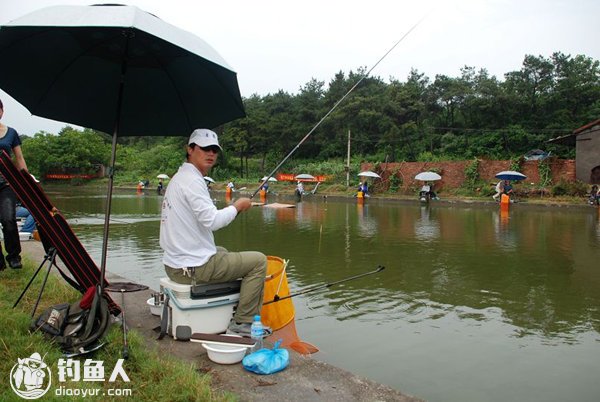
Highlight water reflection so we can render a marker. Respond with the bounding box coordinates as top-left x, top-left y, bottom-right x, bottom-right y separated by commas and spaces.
492, 208, 518, 250
414, 205, 440, 241
356, 201, 378, 238
47, 189, 600, 402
